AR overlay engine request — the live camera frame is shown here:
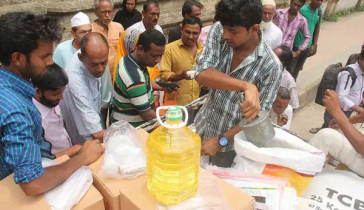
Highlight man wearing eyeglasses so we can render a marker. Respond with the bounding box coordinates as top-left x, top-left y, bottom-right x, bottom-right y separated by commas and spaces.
160, 16, 203, 106
92, 0, 124, 78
